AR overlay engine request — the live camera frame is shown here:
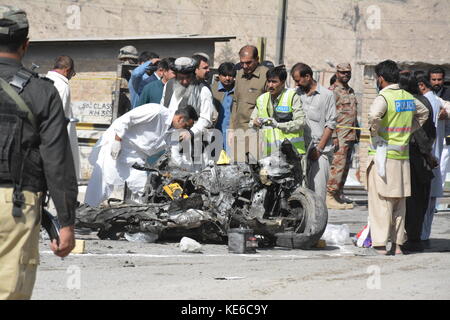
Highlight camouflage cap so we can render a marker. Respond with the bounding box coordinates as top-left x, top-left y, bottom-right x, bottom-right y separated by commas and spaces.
118, 45, 138, 60
0, 5, 28, 36
336, 63, 352, 72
